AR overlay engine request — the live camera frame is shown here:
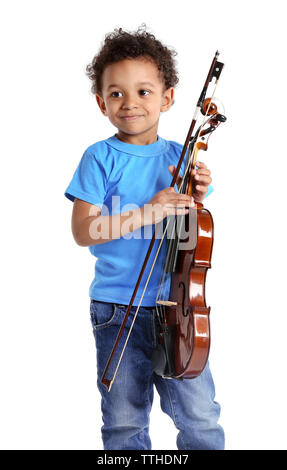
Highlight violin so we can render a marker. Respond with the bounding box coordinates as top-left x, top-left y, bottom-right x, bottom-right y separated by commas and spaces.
101, 51, 226, 391
153, 100, 226, 379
